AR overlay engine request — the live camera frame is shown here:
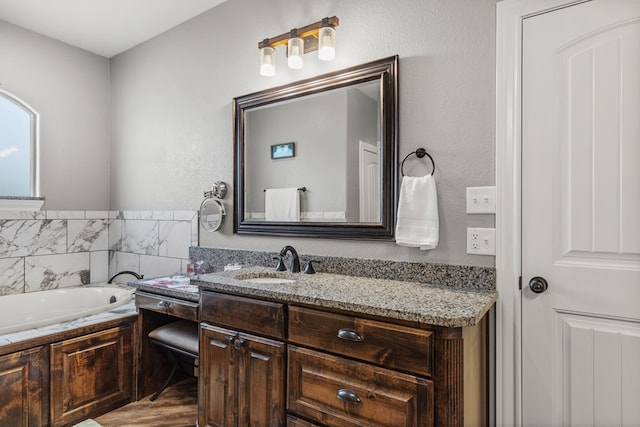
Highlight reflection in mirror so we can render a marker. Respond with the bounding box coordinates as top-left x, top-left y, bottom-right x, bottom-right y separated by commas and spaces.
200, 198, 226, 232
234, 56, 398, 240
244, 80, 381, 223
